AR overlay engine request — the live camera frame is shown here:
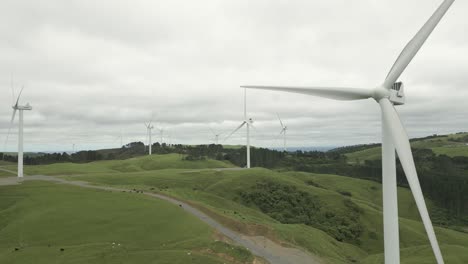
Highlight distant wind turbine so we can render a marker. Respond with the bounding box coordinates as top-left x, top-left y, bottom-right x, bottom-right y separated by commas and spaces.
144, 121, 154, 155
224, 88, 253, 168
277, 114, 287, 152
242, 0, 454, 263
4, 86, 32, 178
157, 127, 164, 144
209, 128, 223, 145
